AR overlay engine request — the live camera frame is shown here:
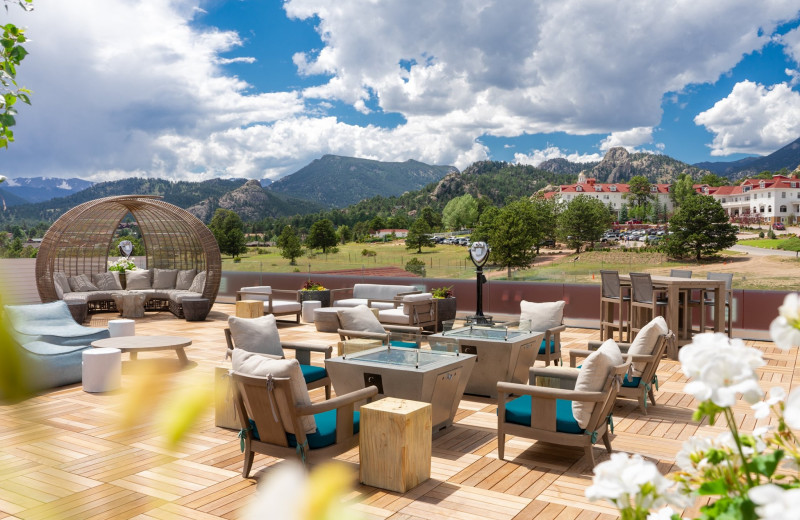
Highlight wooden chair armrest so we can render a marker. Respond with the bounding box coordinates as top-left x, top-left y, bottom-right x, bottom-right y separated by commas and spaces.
383, 324, 423, 334
282, 342, 332, 364
271, 289, 300, 301
296, 385, 379, 415
547, 324, 568, 334
530, 366, 579, 383
586, 339, 632, 353
224, 328, 234, 358
626, 353, 657, 363
396, 290, 421, 297
337, 329, 390, 343
497, 382, 605, 402
569, 349, 594, 367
